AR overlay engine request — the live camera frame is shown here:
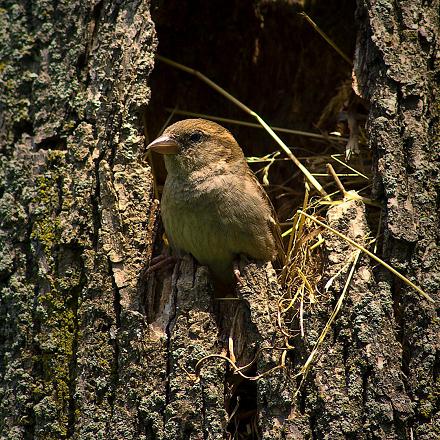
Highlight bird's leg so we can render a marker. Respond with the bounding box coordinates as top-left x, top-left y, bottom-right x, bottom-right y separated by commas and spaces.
147, 253, 178, 273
